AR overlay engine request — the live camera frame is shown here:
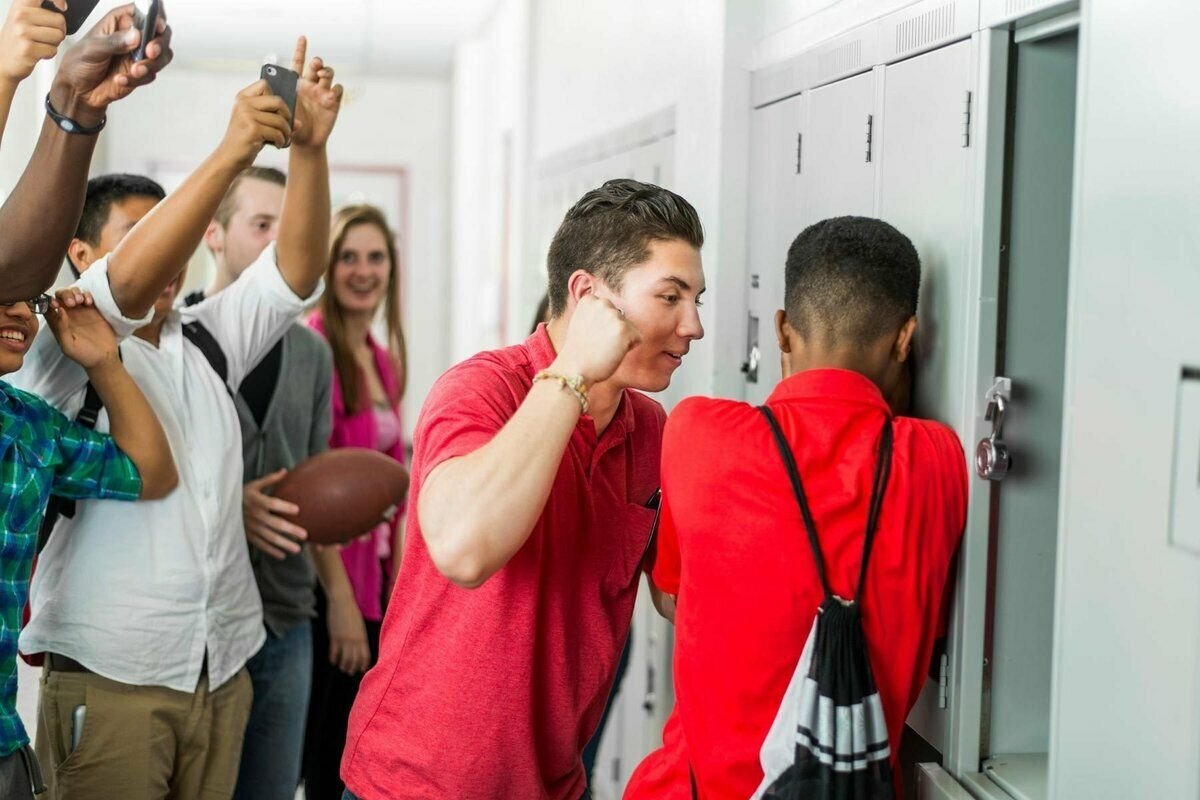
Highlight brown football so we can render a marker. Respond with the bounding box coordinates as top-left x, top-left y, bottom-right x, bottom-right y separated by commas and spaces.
273, 448, 409, 546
